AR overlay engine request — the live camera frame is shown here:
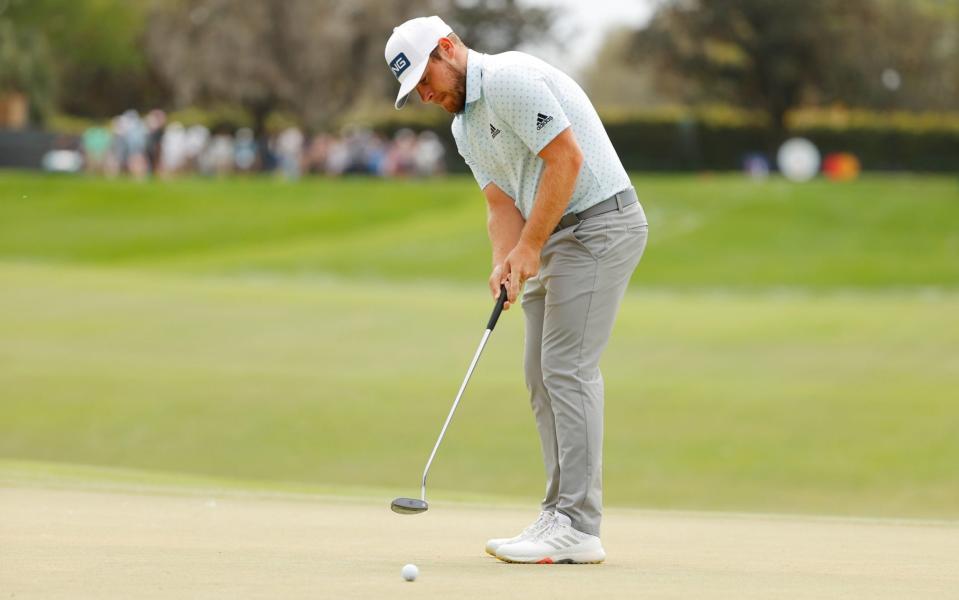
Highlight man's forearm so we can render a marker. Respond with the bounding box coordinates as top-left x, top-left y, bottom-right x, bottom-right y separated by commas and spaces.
519, 155, 582, 252
488, 128, 584, 303
488, 202, 525, 265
